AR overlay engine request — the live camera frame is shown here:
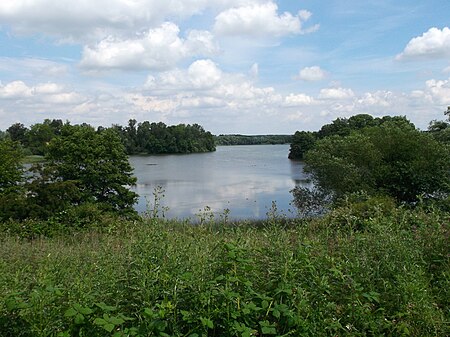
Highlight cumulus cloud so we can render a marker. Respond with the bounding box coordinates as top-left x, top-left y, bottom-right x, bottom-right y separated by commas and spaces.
80, 23, 218, 70
424, 78, 450, 105
396, 27, 450, 60
145, 59, 222, 90
296, 66, 327, 81
0, 0, 270, 42
0, 81, 33, 99
141, 59, 282, 113
0, 80, 85, 104
0, 0, 194, 41
284, 93, 316, 106
356, 91, 393, 107
214, 2, 319, 38
318, 87, 355, 100
408, 78, 450, 106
